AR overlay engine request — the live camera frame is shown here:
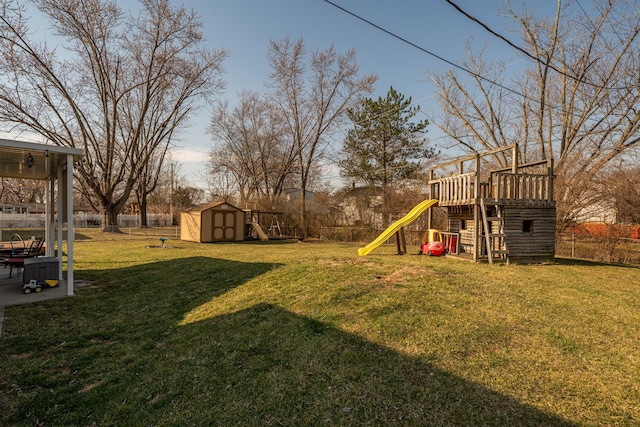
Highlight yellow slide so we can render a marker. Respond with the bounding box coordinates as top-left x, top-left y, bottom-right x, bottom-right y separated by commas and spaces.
358, 199, 438, 256
251, 222, 269, 241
